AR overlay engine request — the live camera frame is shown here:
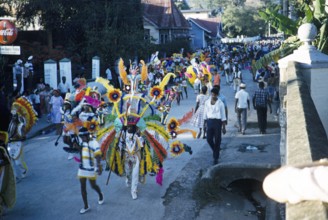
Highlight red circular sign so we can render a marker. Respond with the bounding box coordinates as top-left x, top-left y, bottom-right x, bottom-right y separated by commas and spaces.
0, 20, 18, 45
